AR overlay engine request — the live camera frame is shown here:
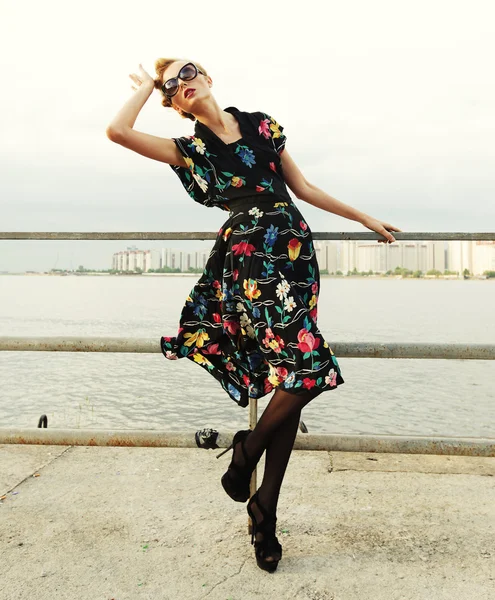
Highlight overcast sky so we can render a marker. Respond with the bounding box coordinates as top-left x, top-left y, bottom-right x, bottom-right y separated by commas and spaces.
1, 0, 494, 272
